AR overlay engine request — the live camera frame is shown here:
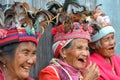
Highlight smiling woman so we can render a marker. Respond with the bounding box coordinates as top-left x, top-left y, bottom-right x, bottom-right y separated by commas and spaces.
88, 7, 120, 80
38, 0, 100, 79
61, 38, 90, 70
0, 1, 43, 80
39, 21, 100, 80
0, 42, 36, 80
